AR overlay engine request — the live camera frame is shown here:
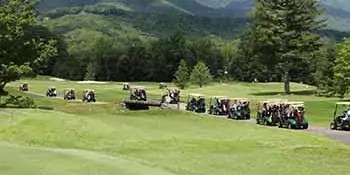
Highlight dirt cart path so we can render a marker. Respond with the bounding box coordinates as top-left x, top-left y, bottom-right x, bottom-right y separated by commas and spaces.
178, 103, 350, 145
22, 91, 109, 105
307, 126, 350, 144
243, 119, 350, 144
